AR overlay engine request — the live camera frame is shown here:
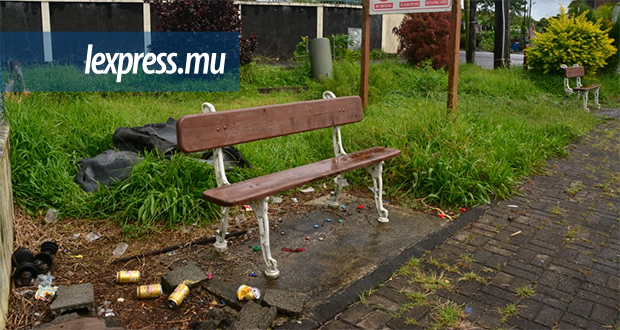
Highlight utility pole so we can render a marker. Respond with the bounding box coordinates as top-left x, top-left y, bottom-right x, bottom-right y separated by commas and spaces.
493, 0, 510, 68
467, 0, 477, 64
